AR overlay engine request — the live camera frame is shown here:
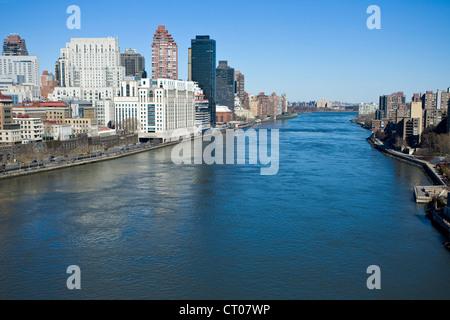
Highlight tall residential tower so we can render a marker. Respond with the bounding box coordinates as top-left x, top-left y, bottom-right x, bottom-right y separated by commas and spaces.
2, 34, 28, 56
121, 49, 146, 79
234, 71, 245, 106
216, 61, 235, 111
55, 37, 124, 88
151, 26, 178, 80
51, 38, 125, 127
